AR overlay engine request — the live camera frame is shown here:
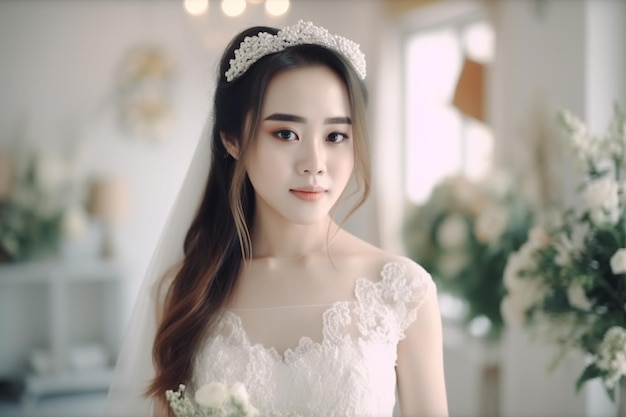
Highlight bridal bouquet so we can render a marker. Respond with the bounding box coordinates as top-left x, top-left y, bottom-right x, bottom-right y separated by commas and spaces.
404, 174, 533, 340
501, 103, 626, 400
166, 382, 259, 417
